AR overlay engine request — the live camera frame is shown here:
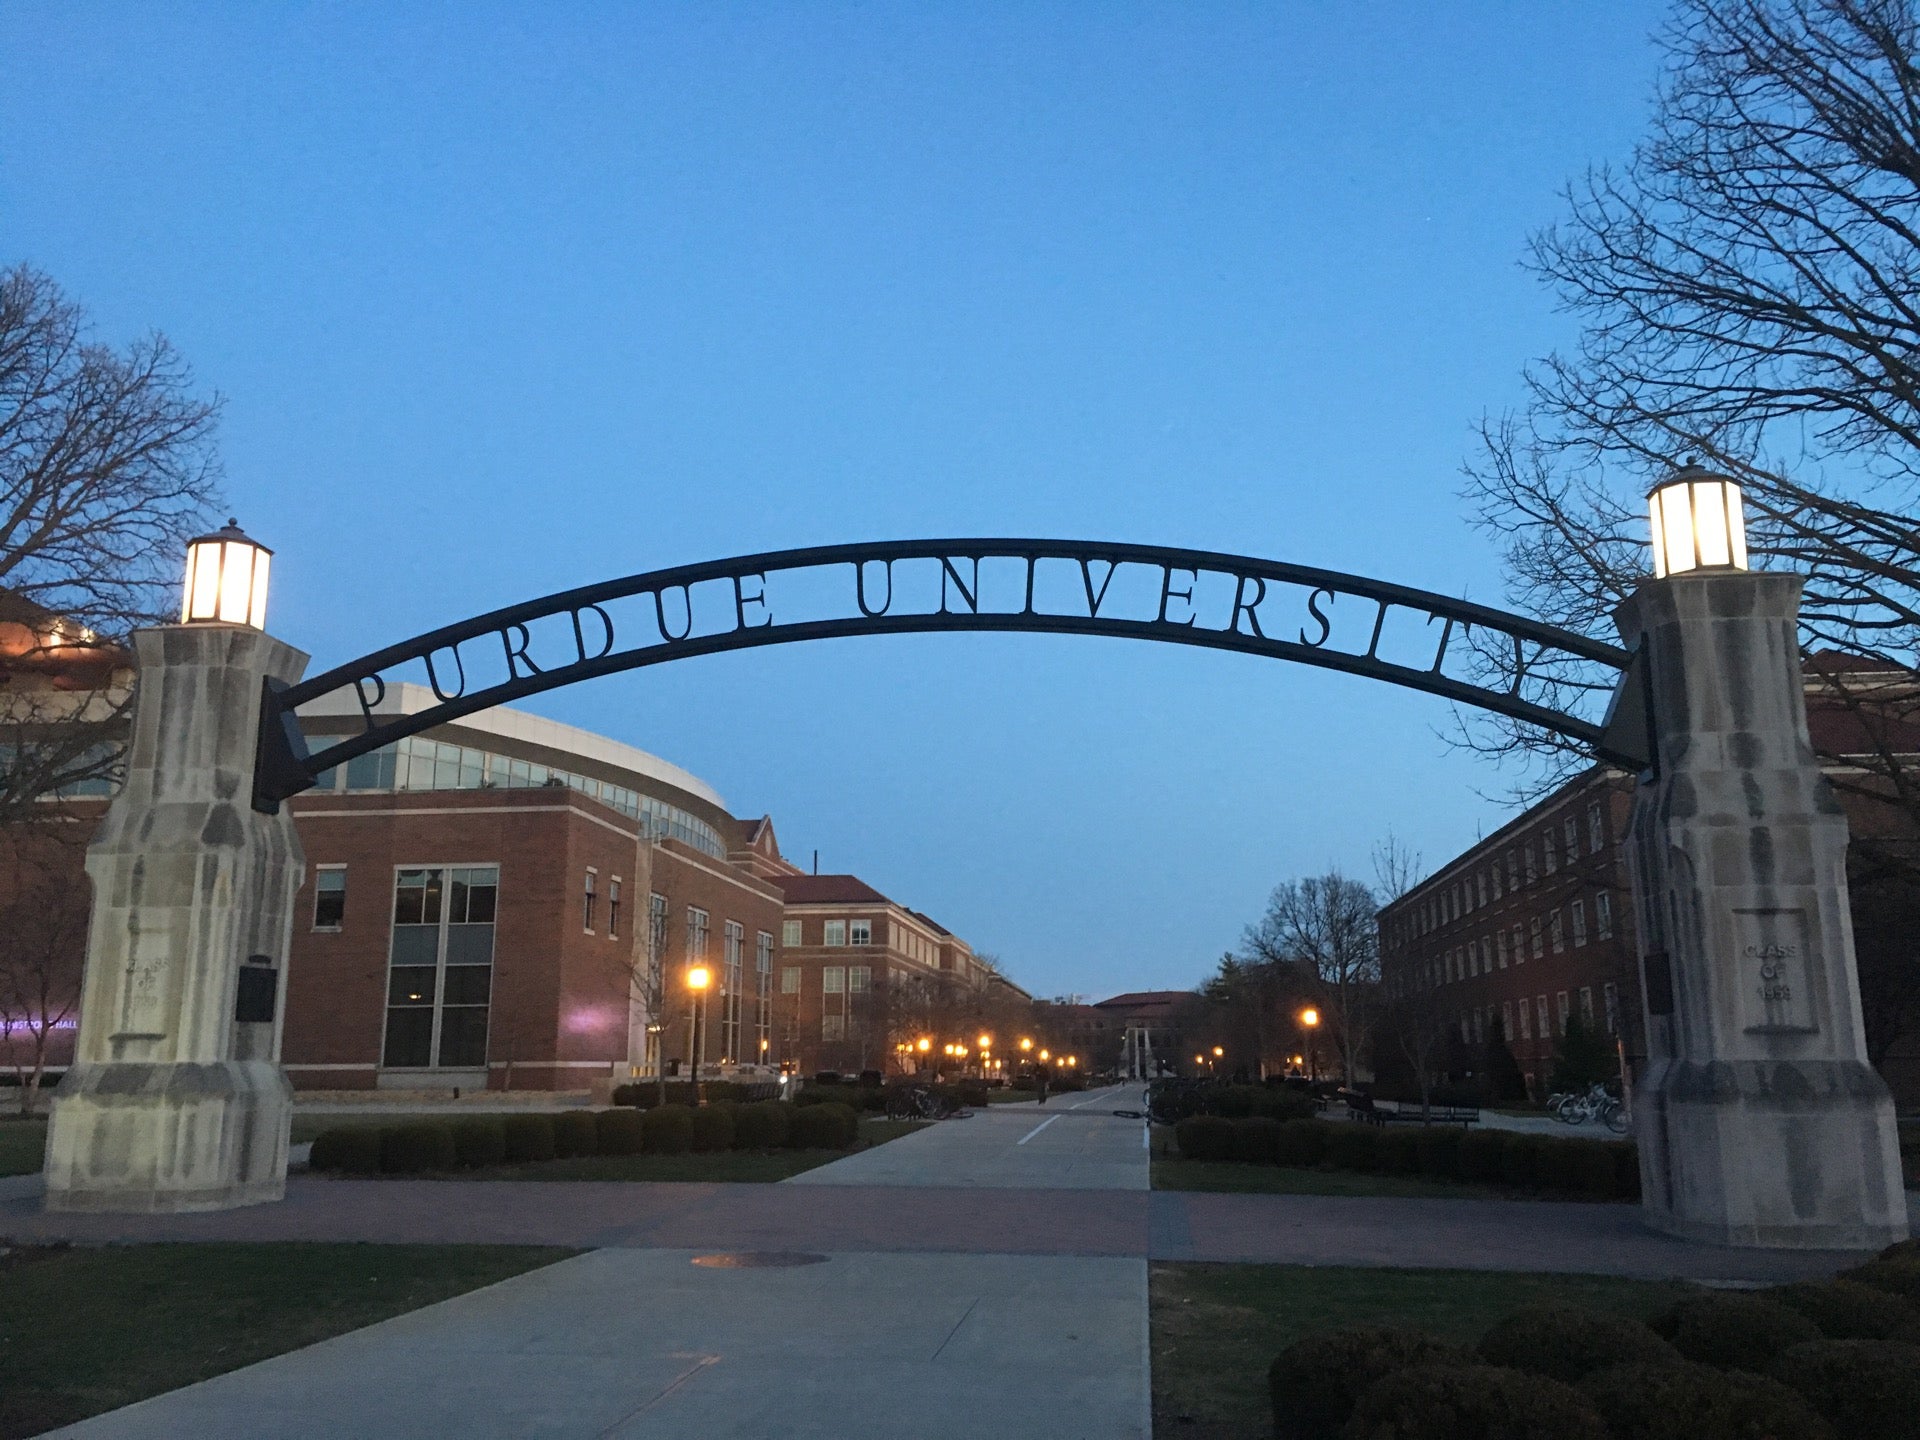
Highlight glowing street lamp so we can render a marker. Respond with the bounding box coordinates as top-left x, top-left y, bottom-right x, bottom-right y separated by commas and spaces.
1039, 1049, 1050, 1062
1297, 1006, 1320, 1084
181, 520, 272, 629
1649, 463, 1749, 578
978, 1033, 992, 1050
1019, 1037, 1033, 1053
686, 964, 712, 1104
